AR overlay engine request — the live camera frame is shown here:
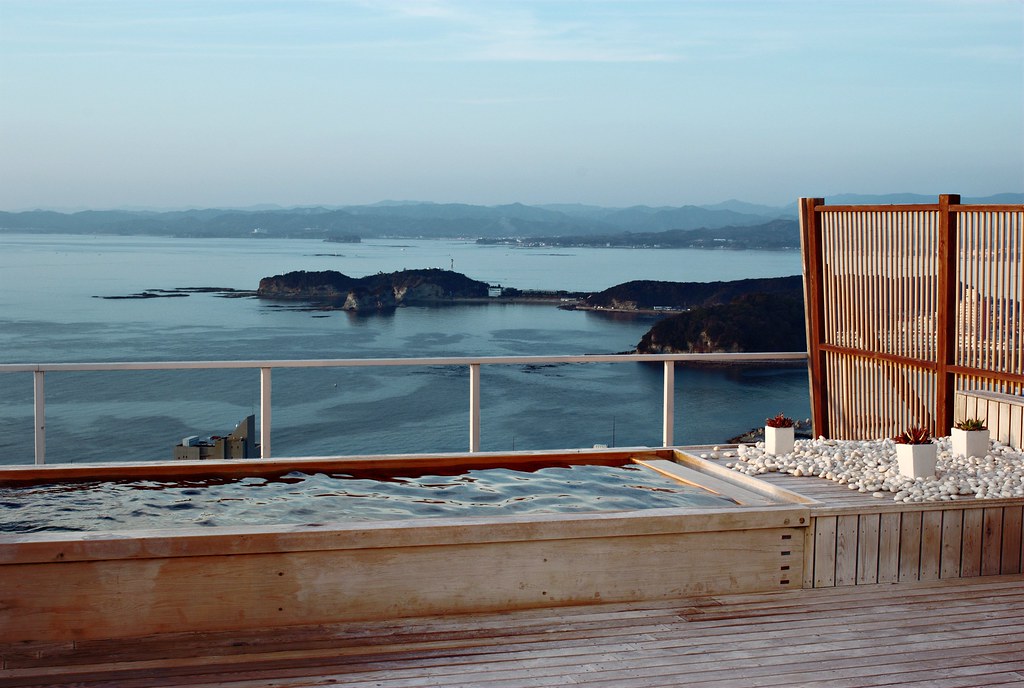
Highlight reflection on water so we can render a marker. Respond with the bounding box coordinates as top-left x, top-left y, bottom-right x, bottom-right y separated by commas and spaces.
0, 464, 737, 533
